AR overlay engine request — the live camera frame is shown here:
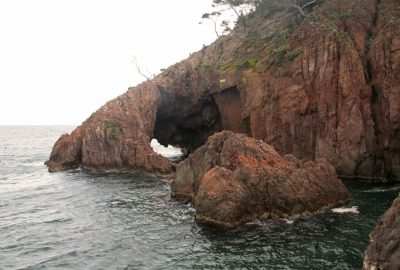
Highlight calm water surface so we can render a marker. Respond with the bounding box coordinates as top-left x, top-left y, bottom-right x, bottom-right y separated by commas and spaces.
0, 126, 399, 270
